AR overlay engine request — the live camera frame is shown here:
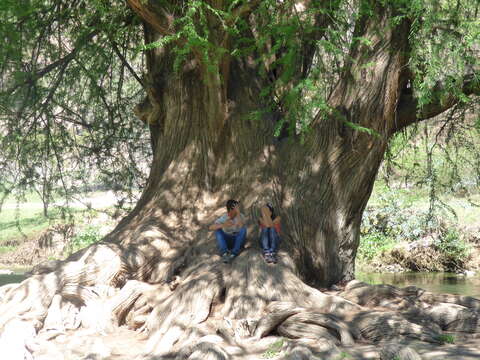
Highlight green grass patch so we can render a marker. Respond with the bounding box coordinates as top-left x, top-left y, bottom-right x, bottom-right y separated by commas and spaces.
0, 201, 101, 248
436, 334, 455, 344
0, 207, 52, 245
262, 338, 284, 359
0, 245, 17, 254
66, 225, 103, 255
336, 351, 353, 359
357, 233, 396, 262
